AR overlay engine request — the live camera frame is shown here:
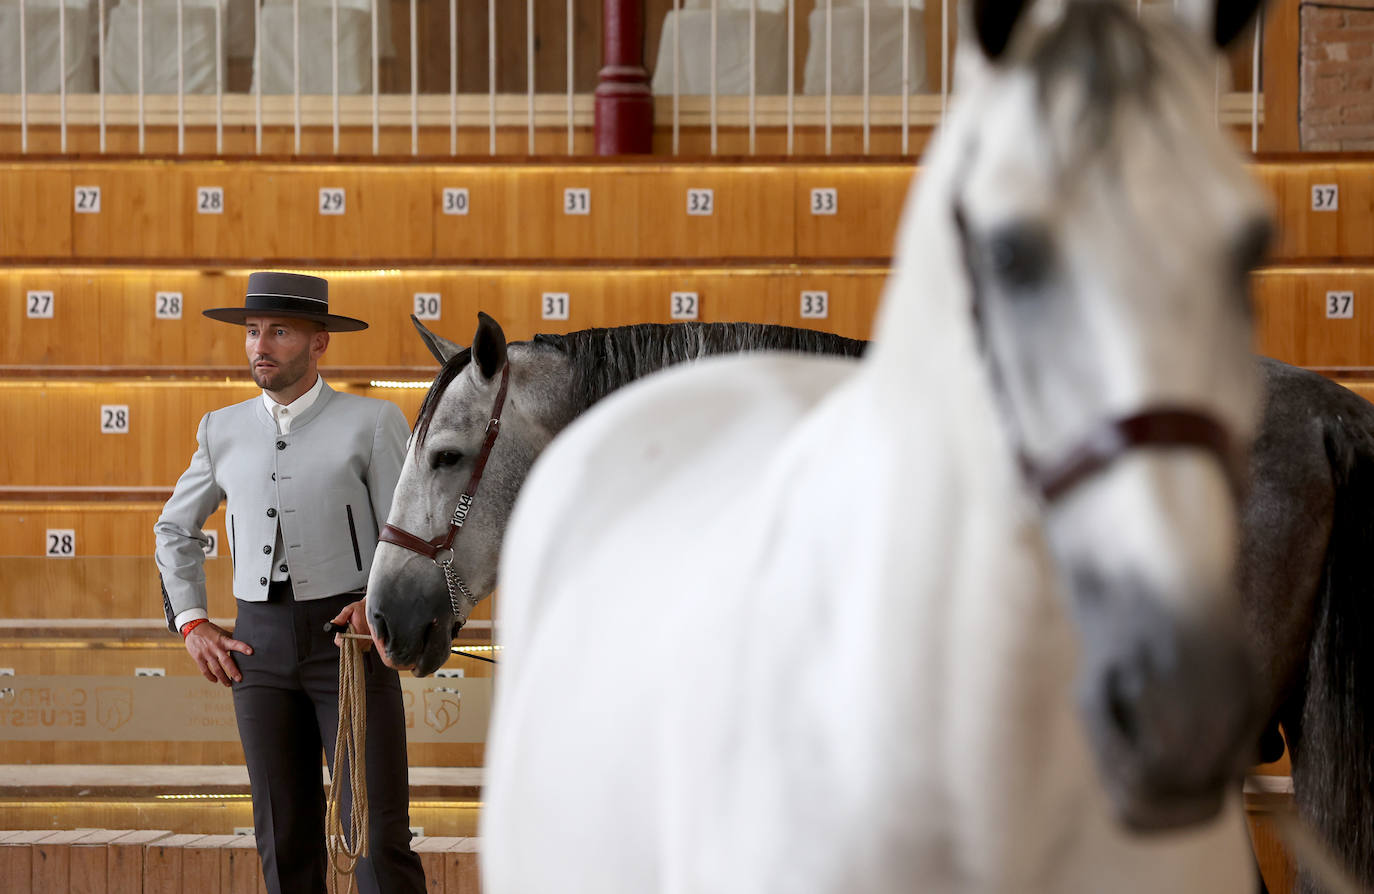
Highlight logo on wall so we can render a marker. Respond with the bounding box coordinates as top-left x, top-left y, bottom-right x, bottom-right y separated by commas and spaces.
96, 687, 133, 732
423, 689, 462, 734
